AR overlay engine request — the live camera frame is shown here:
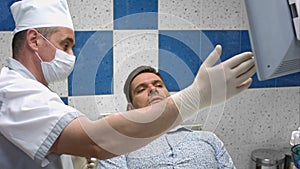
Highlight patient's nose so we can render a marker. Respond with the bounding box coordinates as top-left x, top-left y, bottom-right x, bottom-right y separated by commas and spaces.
149, 85, 158, 95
